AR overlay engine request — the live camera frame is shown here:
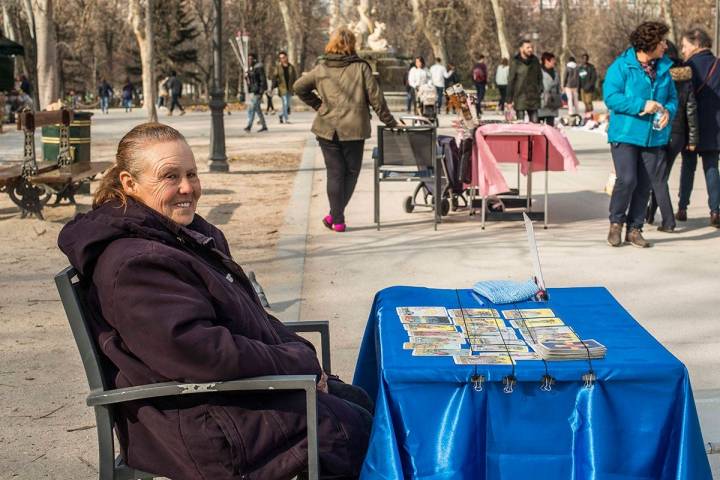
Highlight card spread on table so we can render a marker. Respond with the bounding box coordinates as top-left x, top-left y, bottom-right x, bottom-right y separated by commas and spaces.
448, 308, 500, 318
502, 308, 556, 319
